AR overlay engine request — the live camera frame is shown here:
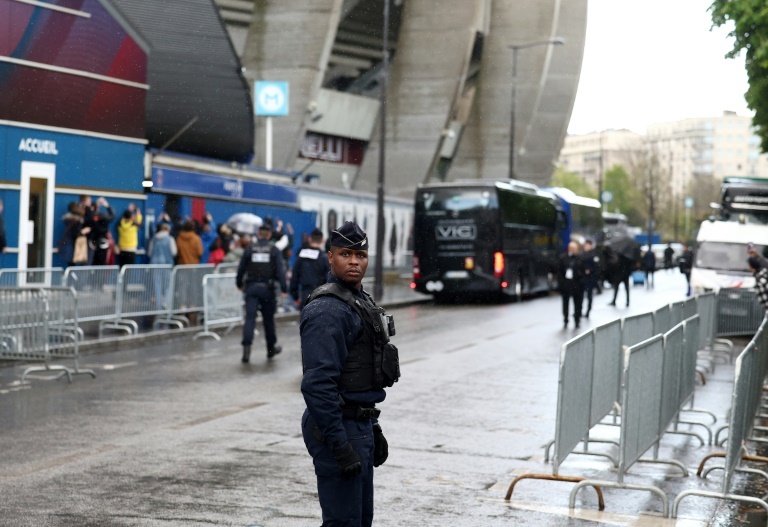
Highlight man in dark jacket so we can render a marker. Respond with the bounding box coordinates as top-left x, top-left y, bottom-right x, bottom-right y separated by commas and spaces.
299, 221, 399, 527
679, 245, 694, 297
290, 228, 330, 309
236, 221, 287, 363
559, 241, 586, 329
